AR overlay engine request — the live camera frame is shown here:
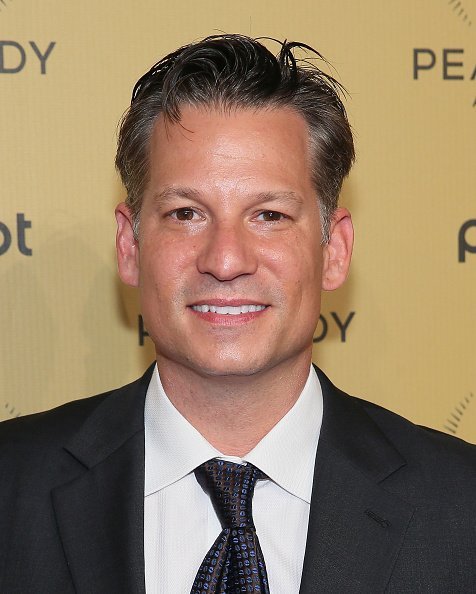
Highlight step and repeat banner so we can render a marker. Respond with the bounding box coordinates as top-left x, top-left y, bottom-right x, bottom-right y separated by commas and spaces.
1, 1, 475, 442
